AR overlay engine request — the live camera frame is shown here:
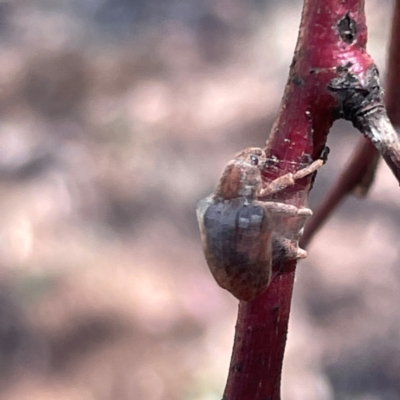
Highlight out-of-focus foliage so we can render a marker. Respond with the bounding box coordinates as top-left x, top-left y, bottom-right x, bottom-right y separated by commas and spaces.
0, 1, 398, 399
